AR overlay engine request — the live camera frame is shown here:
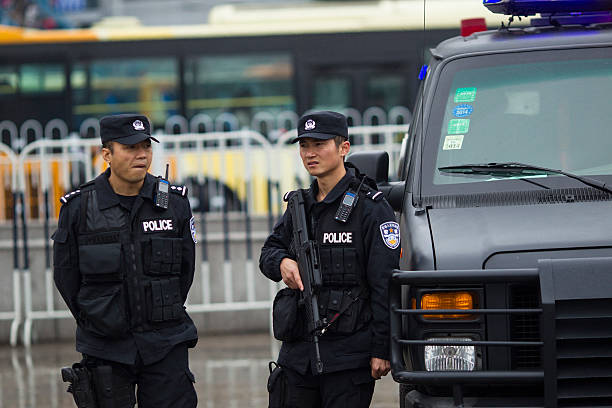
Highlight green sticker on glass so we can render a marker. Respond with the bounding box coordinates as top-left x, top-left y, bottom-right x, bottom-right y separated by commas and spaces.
448, 119, 470, 134
454, 87, 477, 103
